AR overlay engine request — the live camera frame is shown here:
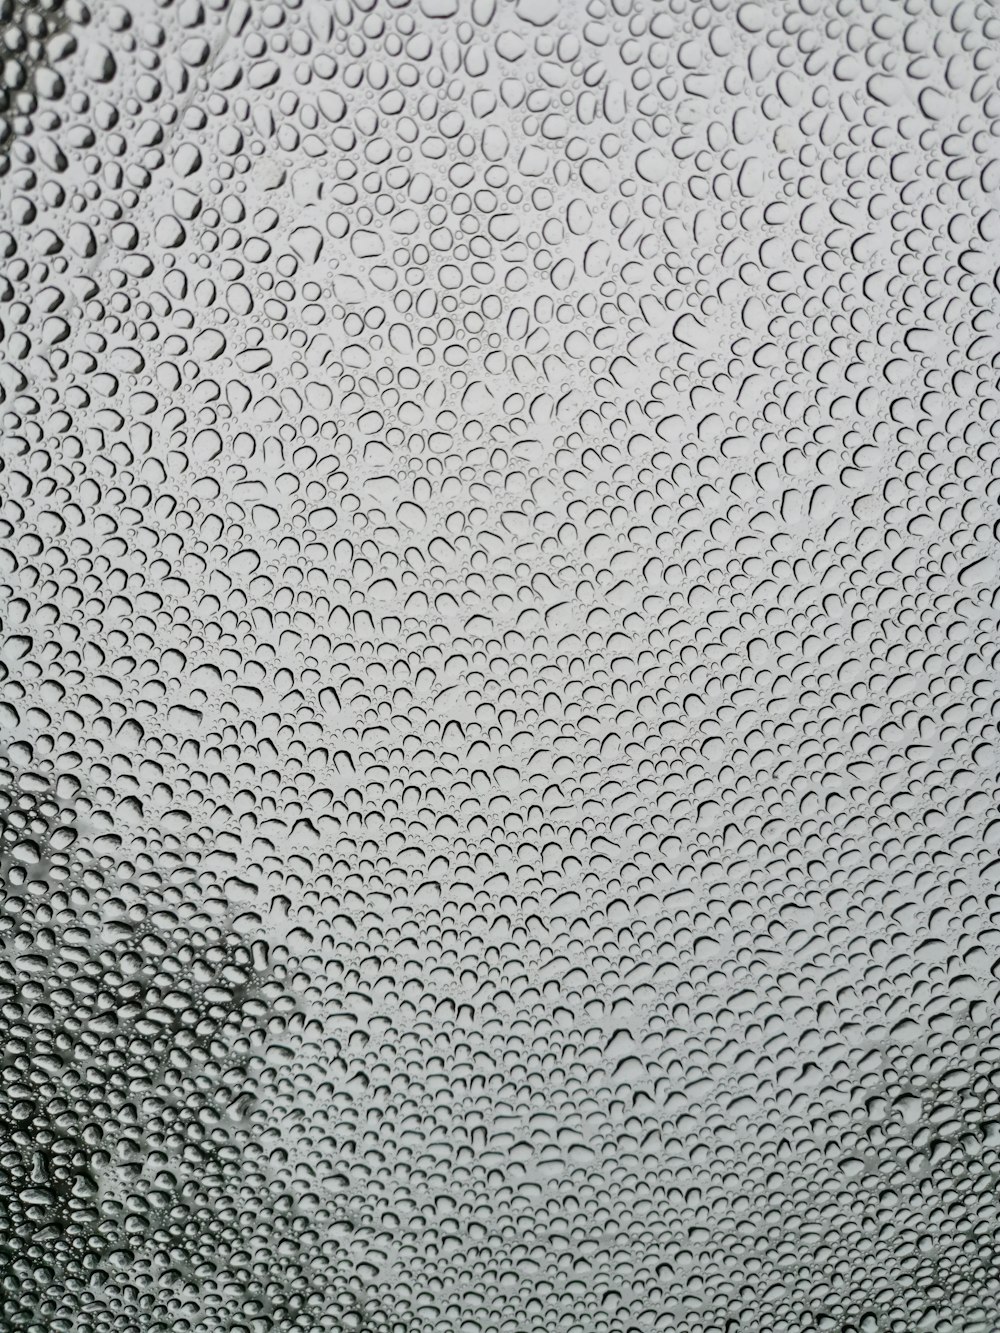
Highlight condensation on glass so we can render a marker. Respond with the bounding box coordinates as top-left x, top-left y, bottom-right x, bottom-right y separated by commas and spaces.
2, 0, 1000, 1330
